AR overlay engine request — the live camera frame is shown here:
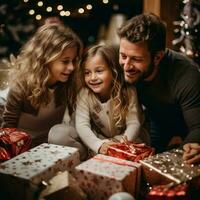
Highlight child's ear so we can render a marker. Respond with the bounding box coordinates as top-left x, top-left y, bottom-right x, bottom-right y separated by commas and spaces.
154, 50, 164, 66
